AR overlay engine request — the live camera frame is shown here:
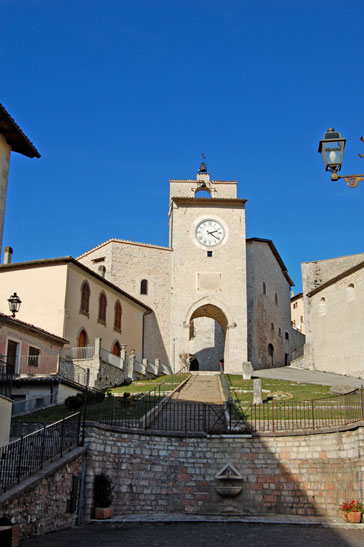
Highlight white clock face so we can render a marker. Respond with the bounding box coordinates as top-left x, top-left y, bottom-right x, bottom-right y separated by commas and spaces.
195, 219, 225, 247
